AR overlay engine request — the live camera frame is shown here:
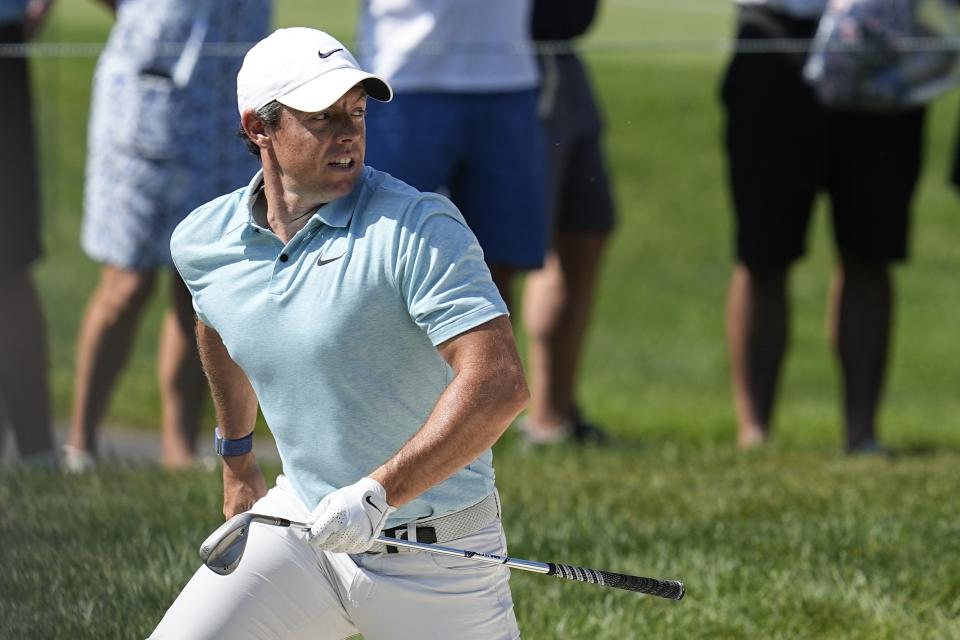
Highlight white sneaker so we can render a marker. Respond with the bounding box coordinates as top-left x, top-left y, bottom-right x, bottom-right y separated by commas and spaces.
62, 444, 96, 473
